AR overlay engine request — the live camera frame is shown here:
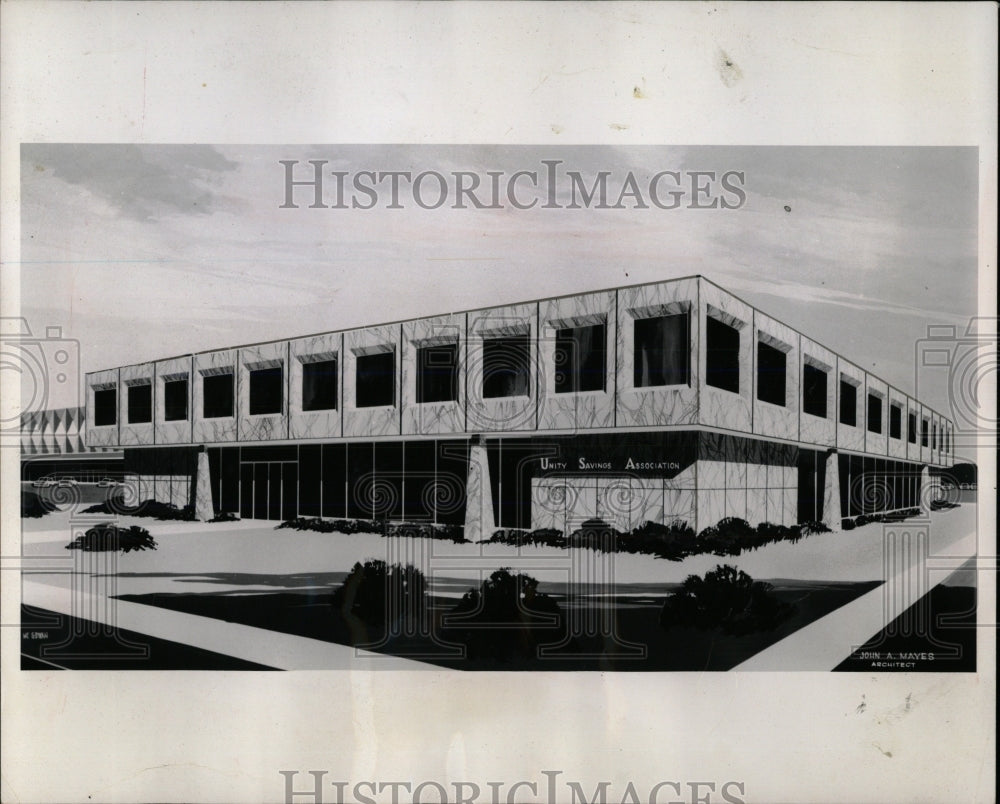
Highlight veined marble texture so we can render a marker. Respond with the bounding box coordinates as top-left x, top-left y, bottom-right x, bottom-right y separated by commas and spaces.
289, 333, 343, 440
193, 349, 239, 444
531, 475, 696, 532
616, 278, 699, 428
863, 374, 888, 457
835, 356, 865, 453
752, 310, 800, 441
118, 362, 155, 446
402, 314, 466, 436
86, 367, 121, 447
799, 336, 837, 447
343, 323, 402, 439
699, 281, 753, 431
538, 290, 615, 430
466, 302, 538, 433
238, 341, 289, 441
154, 356, 194, 445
